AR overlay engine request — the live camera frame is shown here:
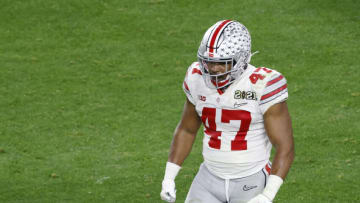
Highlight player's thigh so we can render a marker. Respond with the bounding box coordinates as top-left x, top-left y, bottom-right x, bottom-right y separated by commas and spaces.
185, 180, 221, 203
185, 164, 225, 203
229, 169, 267, 203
